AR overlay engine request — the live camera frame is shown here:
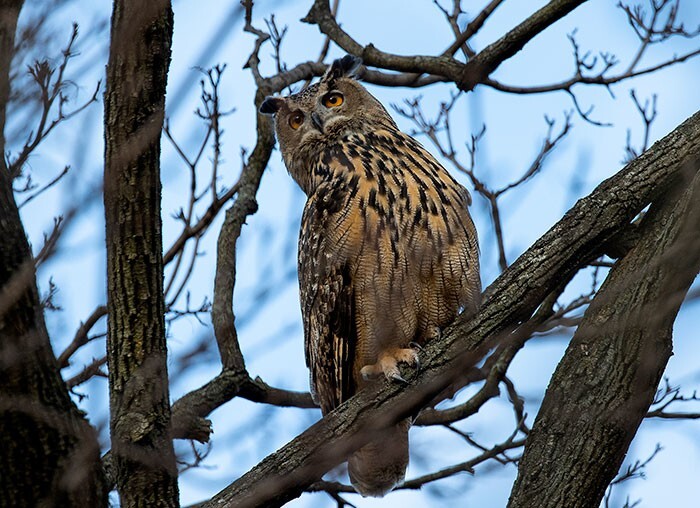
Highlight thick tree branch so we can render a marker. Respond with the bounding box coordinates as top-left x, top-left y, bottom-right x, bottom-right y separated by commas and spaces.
57, 304, 107, 368
508, 157, 700, 508
170, 370, 315, 442
198, 111, 700, 508
303, 0, 589, 91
